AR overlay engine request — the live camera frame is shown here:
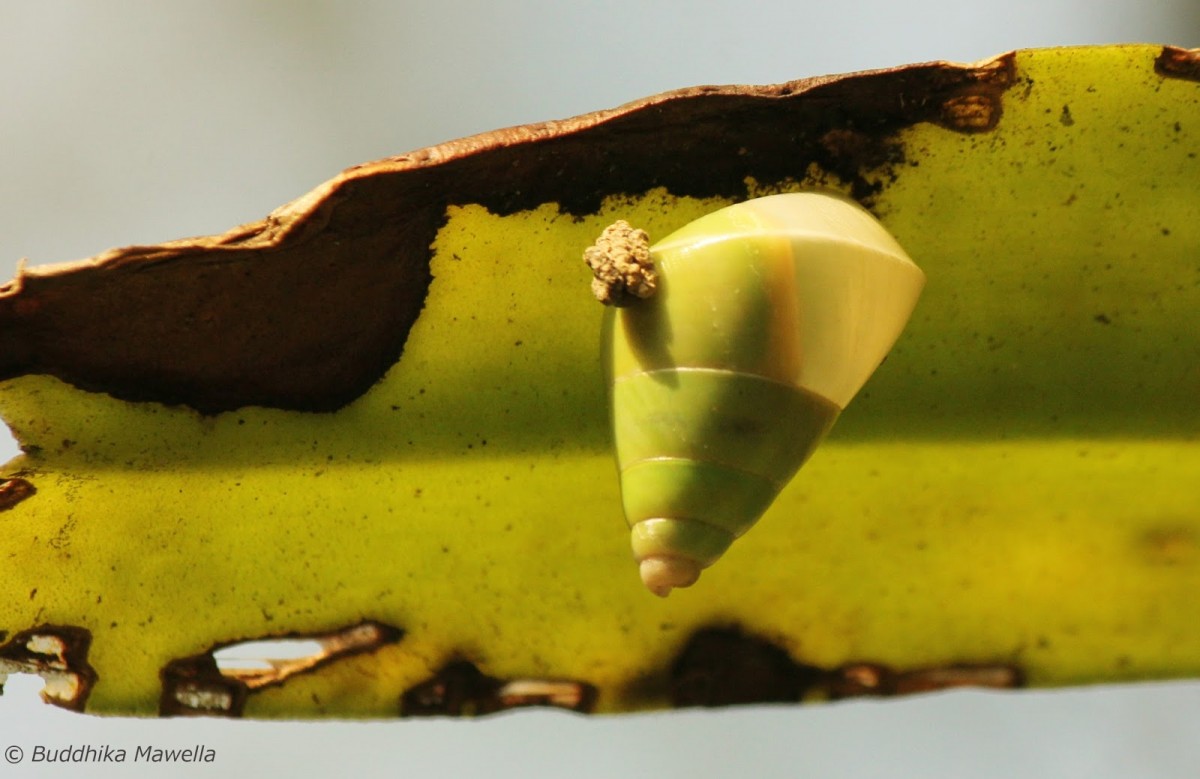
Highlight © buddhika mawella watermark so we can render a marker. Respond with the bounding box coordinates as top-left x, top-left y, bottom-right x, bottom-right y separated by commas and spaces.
5, 743, 216, 764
